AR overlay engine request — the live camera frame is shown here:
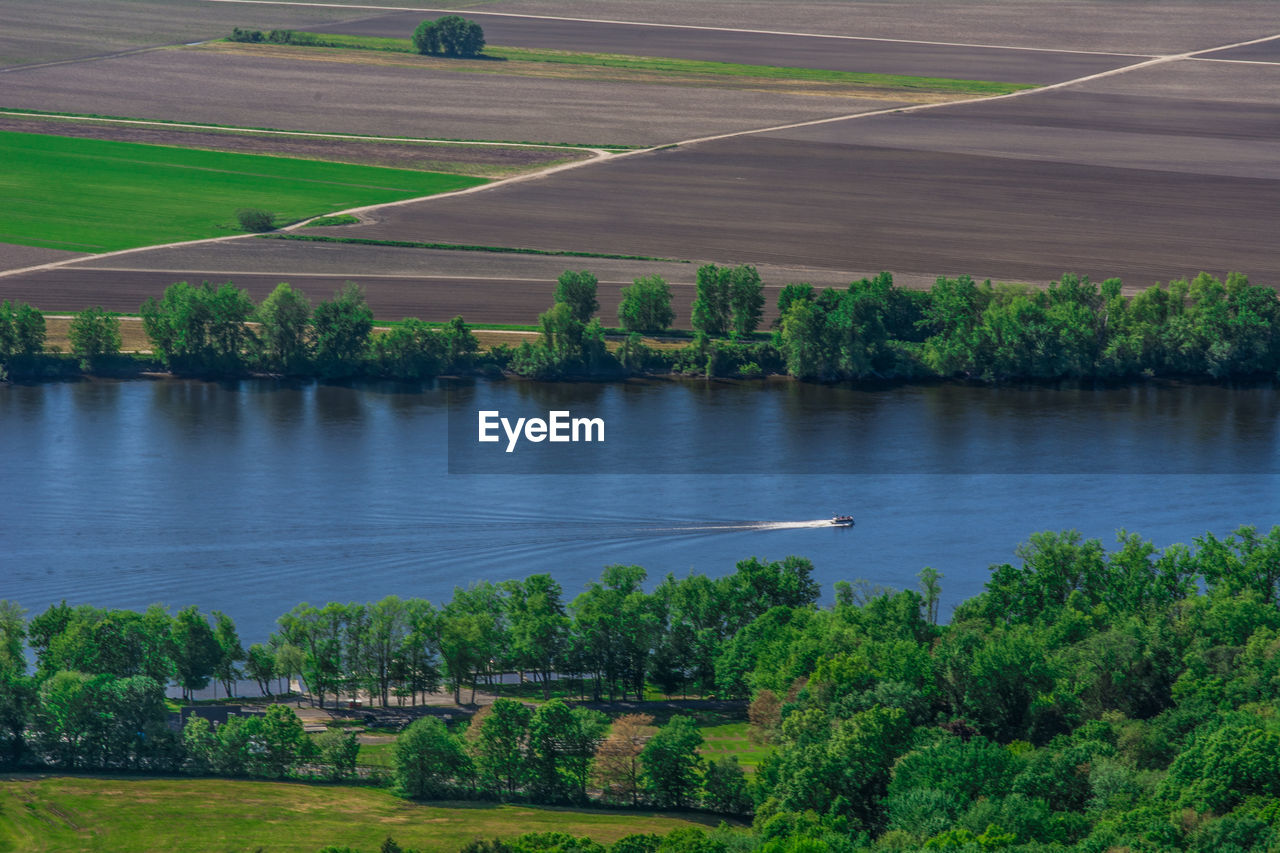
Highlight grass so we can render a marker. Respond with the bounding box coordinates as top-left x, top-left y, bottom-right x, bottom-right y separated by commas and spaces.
0, 775, 723, 852
264, 233, 689, 263
0, 130, 486, 252
239, 33, 1033, 96
307, 214, 362, 226
697, 722, 773, 771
